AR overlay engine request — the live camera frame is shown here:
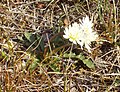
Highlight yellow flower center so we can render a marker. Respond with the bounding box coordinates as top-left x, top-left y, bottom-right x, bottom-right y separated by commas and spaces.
69, 32, 78, 40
